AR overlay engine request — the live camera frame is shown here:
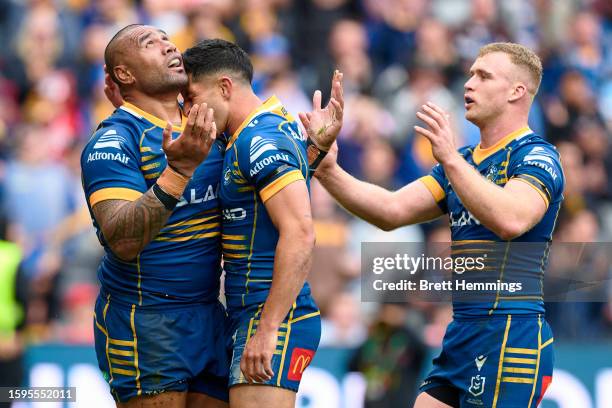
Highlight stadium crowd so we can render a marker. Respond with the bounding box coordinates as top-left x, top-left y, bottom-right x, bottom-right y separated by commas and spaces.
0, 0, 611, 404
